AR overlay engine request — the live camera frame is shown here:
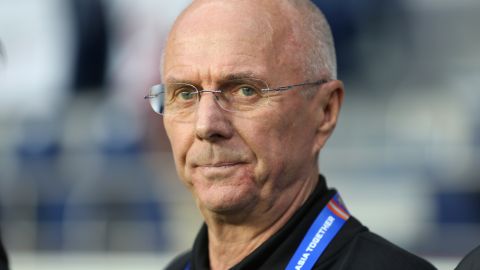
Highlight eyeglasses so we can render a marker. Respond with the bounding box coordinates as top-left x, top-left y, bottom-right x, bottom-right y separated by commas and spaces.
144, 78, 329, 116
